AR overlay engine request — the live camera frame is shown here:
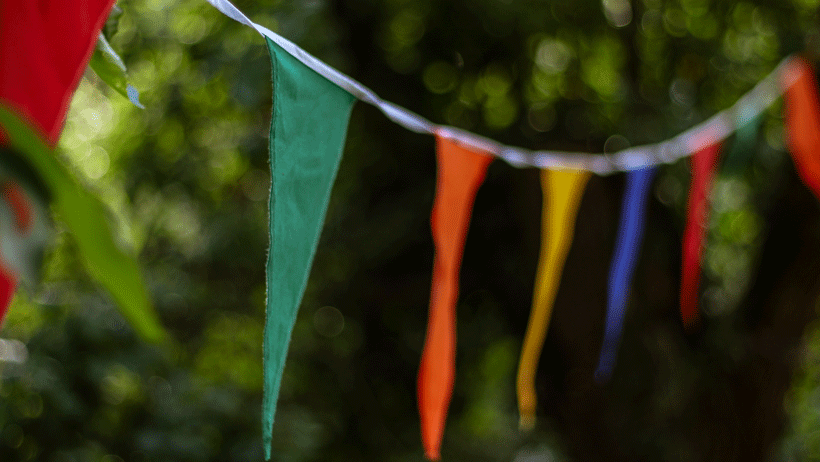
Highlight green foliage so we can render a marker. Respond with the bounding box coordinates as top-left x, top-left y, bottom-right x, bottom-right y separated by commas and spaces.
0, 105, 167, 346
89, 34, 145, 108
